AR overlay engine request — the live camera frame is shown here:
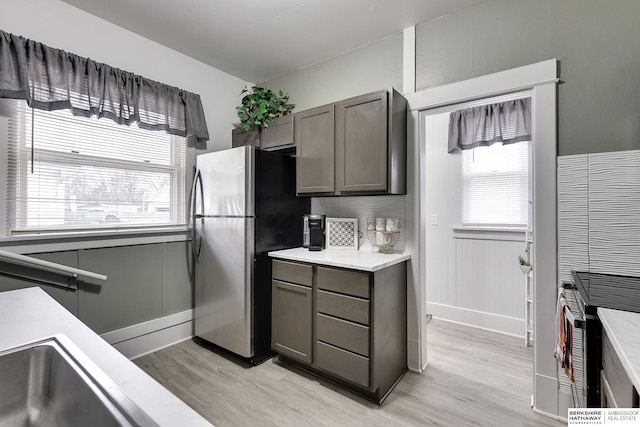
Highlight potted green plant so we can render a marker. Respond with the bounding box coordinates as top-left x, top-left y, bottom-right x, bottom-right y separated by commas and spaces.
235, 86, 295, 131
518, 255, 532, 275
